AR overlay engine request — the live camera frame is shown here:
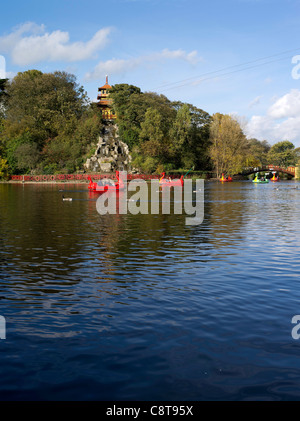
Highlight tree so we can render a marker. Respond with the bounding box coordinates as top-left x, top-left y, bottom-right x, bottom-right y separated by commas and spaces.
0, 70, 100, 174
0, 158, 8, 179
209, 113, 249, 177
139, 107, 169, 163
0, 78, 8, 109
109, 84, 143, 148
14, 142, 40, 172
0, 78, 7, 97
4, 131, 34, 173
267, 141, 297, 167
5, 70, 88, 143
247, 138, 271, 166
294, 147, 300, 164
168, 102, 212, 169
110, 83, 141, 118
179, 103, 211, 170
110, 85, 176, 152
110, 82, 212, 173
0, 78, 8, 132
169, 104, 191, 153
